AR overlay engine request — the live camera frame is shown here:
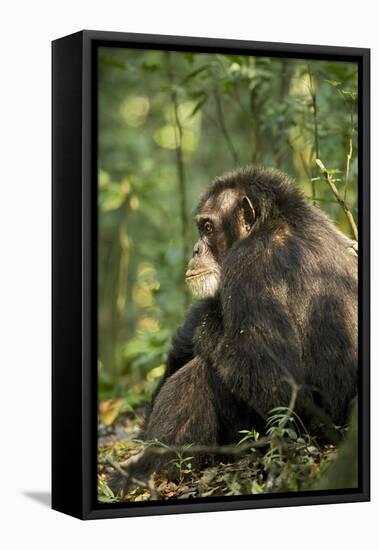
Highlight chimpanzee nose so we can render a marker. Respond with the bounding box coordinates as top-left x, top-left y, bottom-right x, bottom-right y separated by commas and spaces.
193, 240, 205, 257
